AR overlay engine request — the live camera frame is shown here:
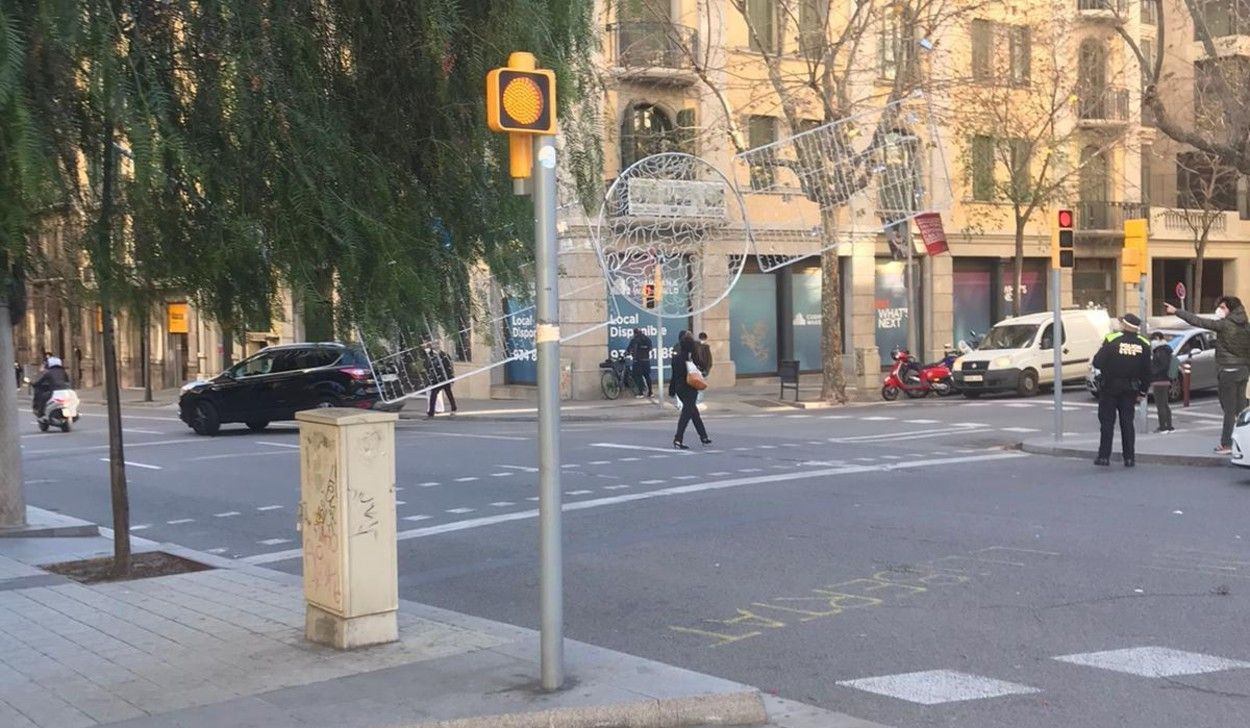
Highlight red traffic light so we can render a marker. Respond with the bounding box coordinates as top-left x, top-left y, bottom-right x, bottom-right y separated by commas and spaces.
1057, 209, 1074, 228
642, 283, 656, 309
